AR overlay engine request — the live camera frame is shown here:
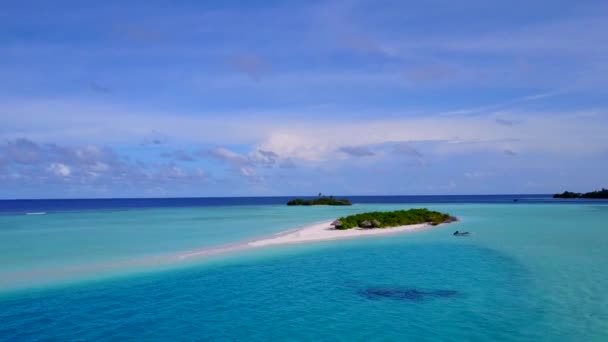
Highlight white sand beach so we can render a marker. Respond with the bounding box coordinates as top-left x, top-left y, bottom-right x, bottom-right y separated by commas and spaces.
178, 220, 436, 260
248, 220, 432, 247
